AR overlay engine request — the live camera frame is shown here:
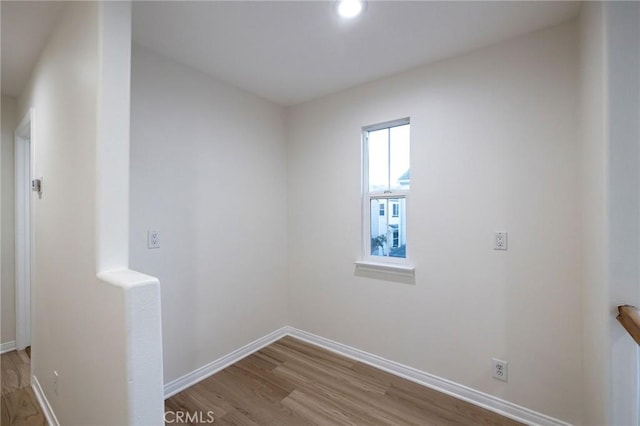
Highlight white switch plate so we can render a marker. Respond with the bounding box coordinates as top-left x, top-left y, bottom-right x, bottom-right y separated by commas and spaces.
148, 230, 160, 249
494, 231, 508, 250
492, 358, 508, 382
